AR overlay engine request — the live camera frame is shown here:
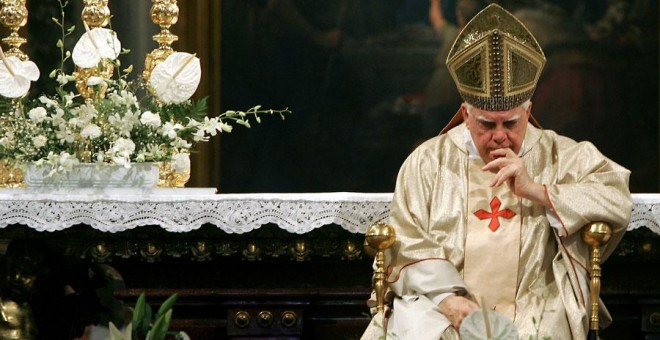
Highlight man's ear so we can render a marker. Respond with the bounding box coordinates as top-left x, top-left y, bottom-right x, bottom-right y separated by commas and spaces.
461, 103, 469, 127
526, 101, 533, 116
